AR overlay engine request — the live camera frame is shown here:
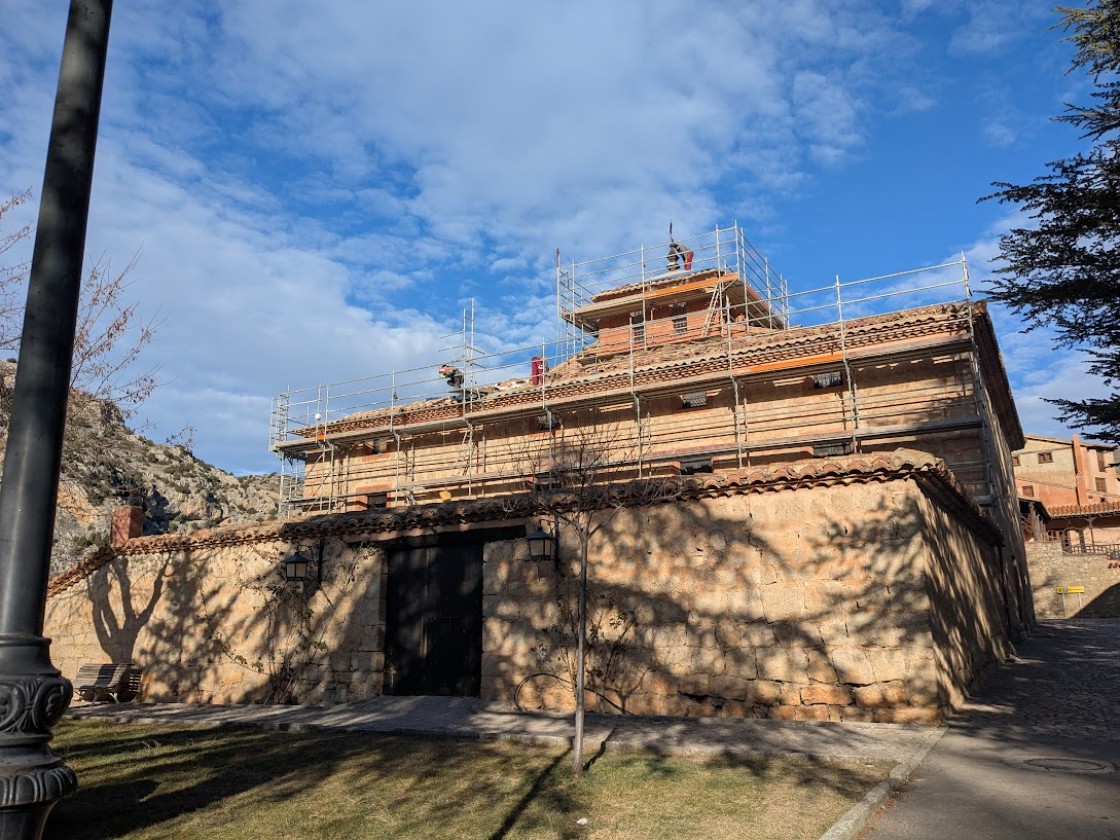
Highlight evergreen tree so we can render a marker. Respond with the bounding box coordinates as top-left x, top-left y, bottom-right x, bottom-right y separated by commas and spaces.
985, 1, 1120, 442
